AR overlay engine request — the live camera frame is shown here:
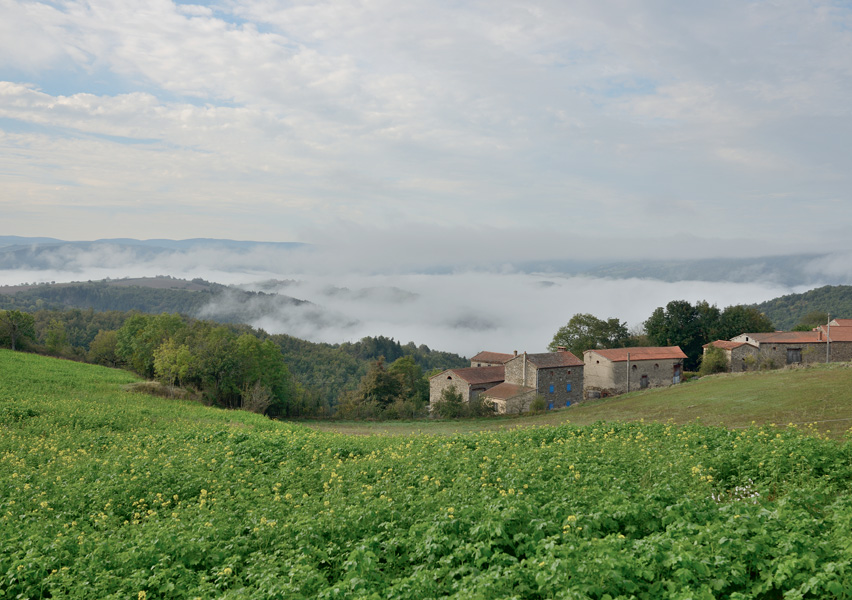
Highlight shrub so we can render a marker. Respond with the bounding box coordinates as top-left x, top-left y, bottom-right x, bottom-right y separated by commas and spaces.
699, 346, 729, 376
529, 394, 547, 414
